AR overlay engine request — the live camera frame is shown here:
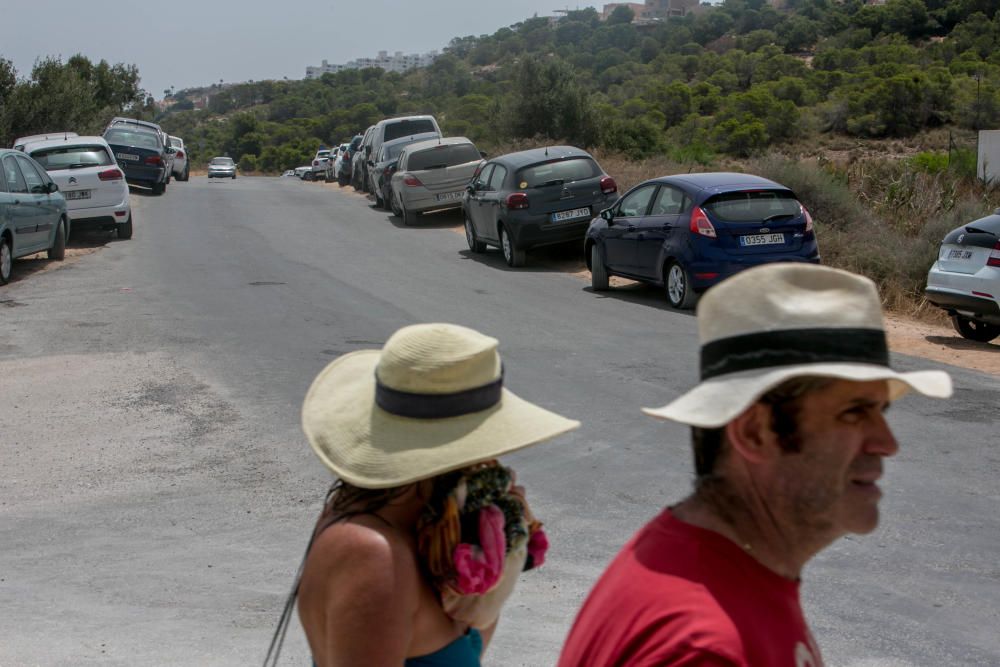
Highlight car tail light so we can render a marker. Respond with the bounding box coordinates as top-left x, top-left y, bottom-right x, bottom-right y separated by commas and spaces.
313, 160, 319, 166
988, 241, 1000, 268
144, 156, 163, 166
506, 193, 529, 210
175, 150, 185, 159
403, 175, 423, 187
599, 176, 617, 194
801, 203, 814, 233
689, 206, 716, 238
98, 168, 124, 181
